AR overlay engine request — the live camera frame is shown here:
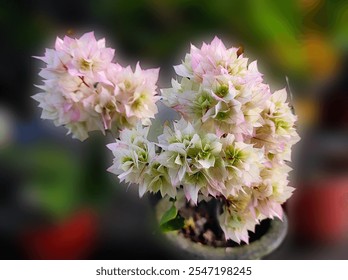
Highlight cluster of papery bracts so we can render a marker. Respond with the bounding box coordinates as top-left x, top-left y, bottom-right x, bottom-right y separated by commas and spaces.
107, 37, 300, 244
33, 32, 159, 141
